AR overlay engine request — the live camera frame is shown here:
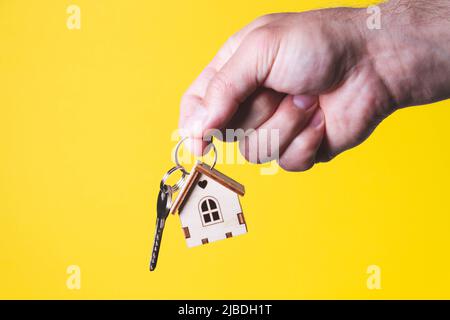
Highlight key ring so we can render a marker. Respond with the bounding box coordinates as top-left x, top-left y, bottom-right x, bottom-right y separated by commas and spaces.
160, 165, 186, 193
174, 137, 217, 174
